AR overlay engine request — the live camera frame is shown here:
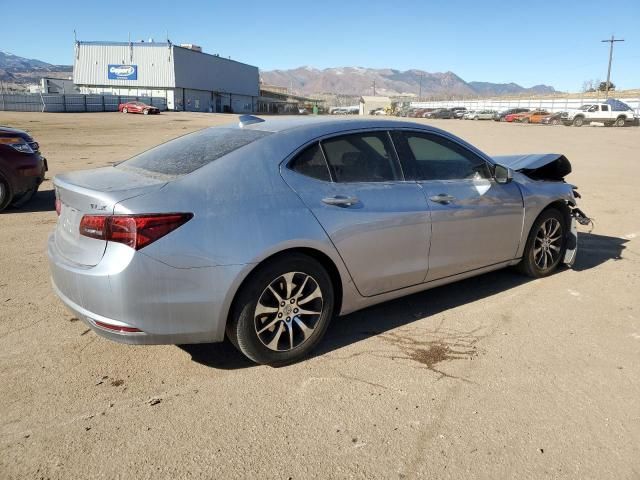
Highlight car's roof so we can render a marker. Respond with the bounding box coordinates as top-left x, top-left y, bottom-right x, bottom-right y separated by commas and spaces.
239, 116, 439, 134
